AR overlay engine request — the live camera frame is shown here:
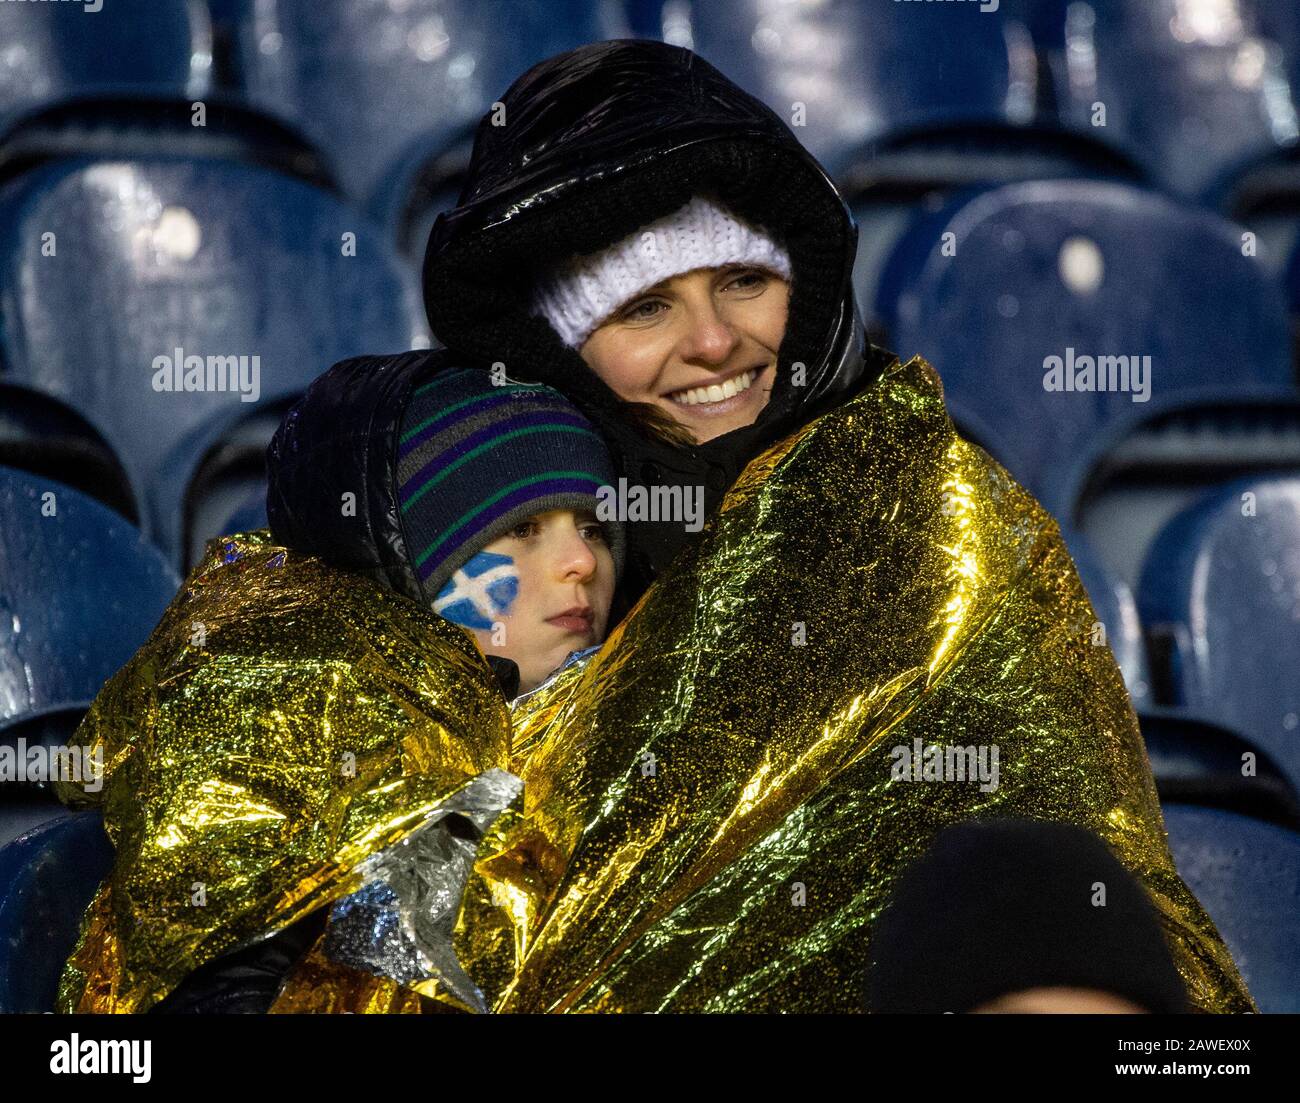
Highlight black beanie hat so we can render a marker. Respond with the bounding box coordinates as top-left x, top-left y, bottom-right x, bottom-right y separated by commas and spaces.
864, 819, 1191, 1014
